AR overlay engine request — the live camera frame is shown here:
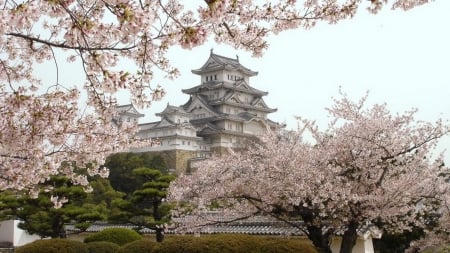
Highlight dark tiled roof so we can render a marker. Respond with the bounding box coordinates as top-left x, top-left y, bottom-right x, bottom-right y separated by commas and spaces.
191, 53, 257, 76
66, 217, 381, 239
182, 81, 267, 96
116, 104, 145, 117
65, 220, 303, 236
